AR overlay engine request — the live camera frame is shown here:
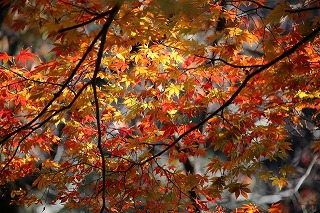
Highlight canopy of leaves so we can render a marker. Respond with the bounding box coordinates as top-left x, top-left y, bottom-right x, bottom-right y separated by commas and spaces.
0, 0, 319, 212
